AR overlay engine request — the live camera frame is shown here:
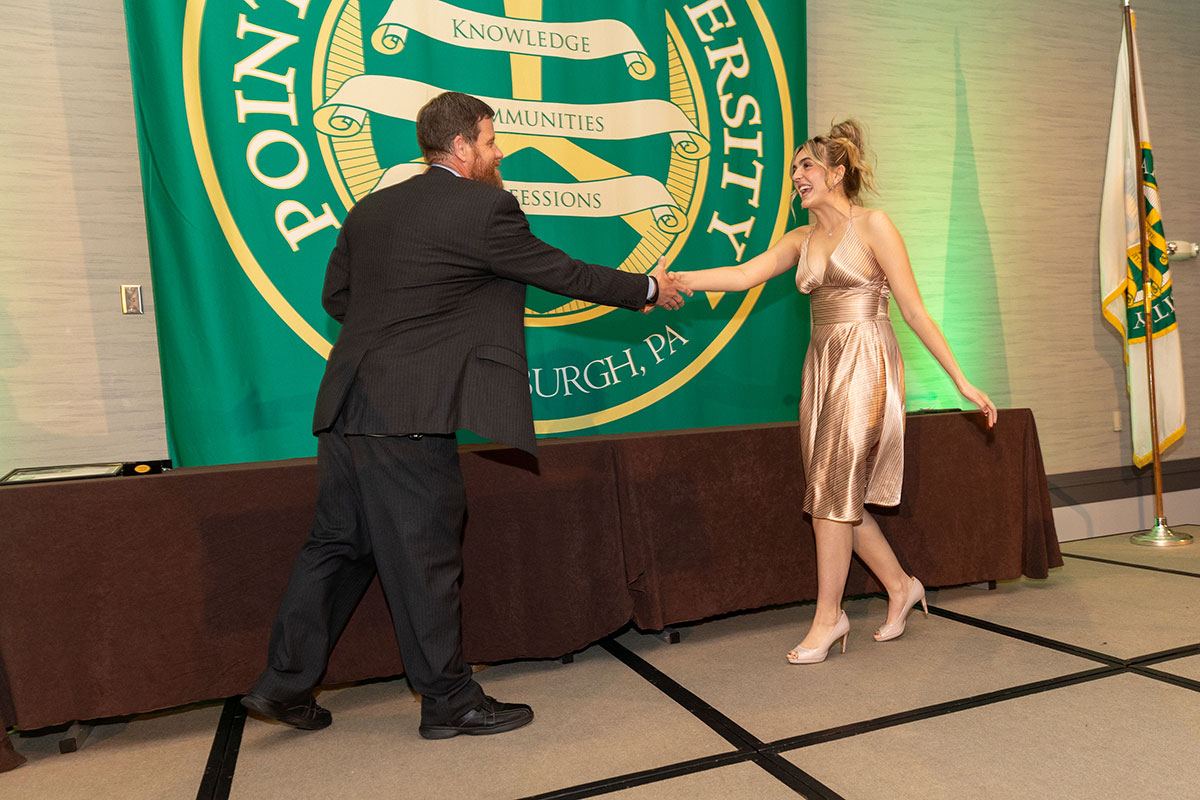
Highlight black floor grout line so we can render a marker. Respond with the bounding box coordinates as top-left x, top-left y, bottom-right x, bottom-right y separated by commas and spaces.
517, 752, 753, 800
598, 638, 841, 798
1125, 643, 1200, 667
925, 605, 1124, 665
929, 599, 1200, 670
552, 601, 1199, 799
194, 593, 1200, 800
1061, 551, 1200, 579
765, 666, 1120, 753
600, 639, 760, 750
1131, 666, 1200, 693
753, 751, 847, 799
196, 697, 246, 800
